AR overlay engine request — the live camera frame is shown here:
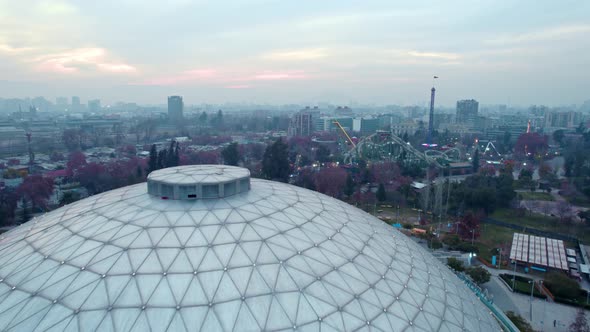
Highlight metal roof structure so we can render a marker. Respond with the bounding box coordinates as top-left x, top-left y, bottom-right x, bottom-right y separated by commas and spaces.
0, 166, 500, 331
509, 233, 568, 271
